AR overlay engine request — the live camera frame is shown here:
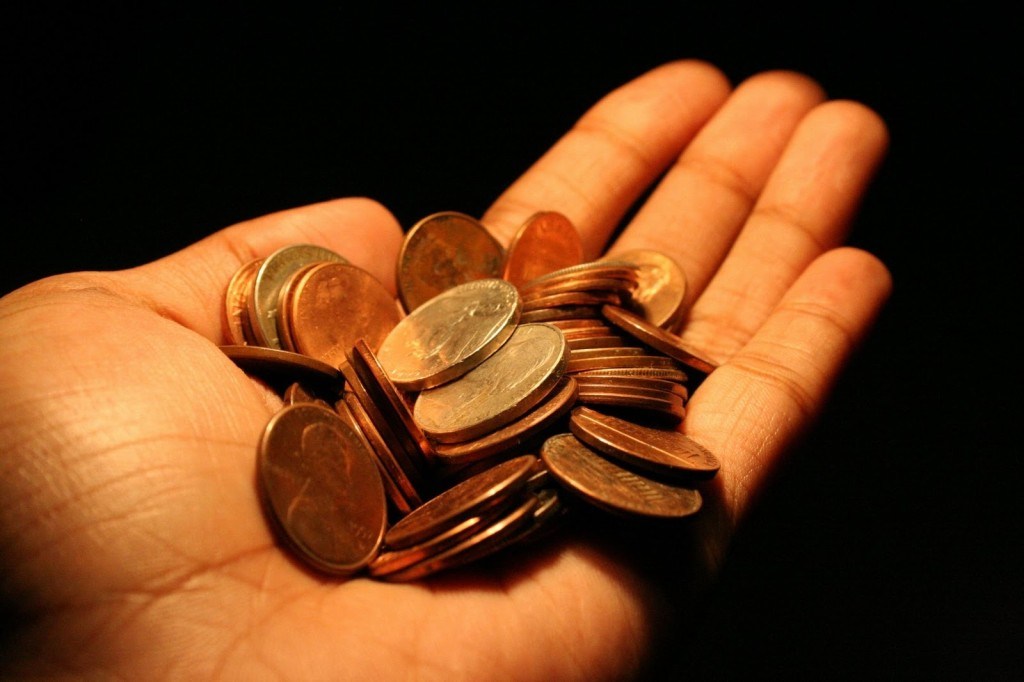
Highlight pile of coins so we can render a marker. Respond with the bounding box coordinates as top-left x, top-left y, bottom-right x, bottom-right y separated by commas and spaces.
220, 210, 721, 581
